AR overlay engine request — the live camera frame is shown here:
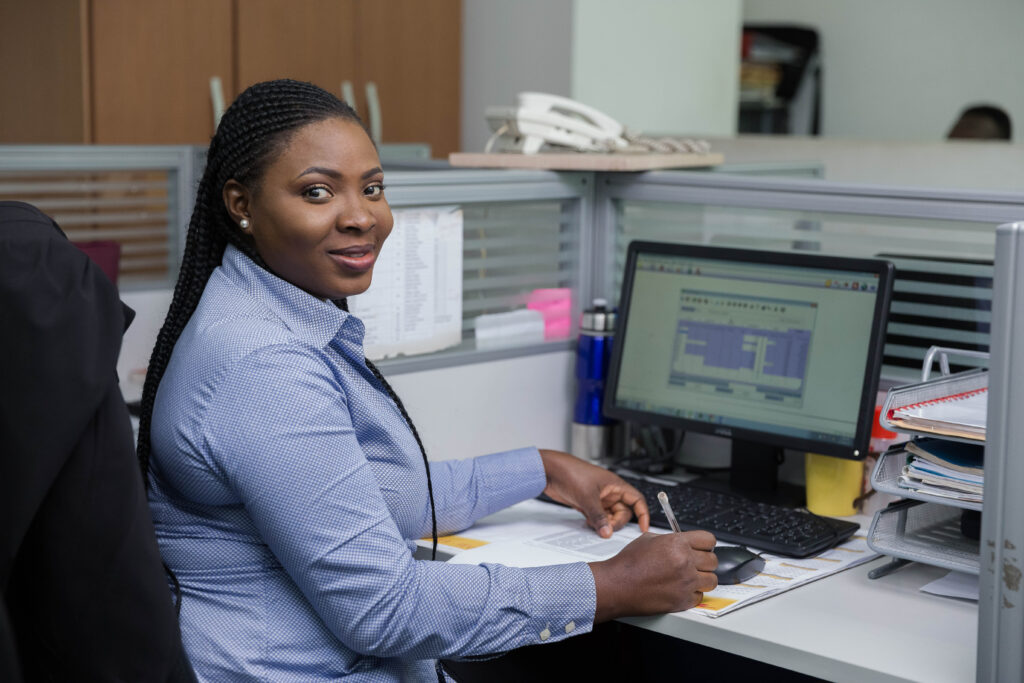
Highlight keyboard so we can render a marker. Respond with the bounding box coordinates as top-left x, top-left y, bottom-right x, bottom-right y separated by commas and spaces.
615, 471, 859, 558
